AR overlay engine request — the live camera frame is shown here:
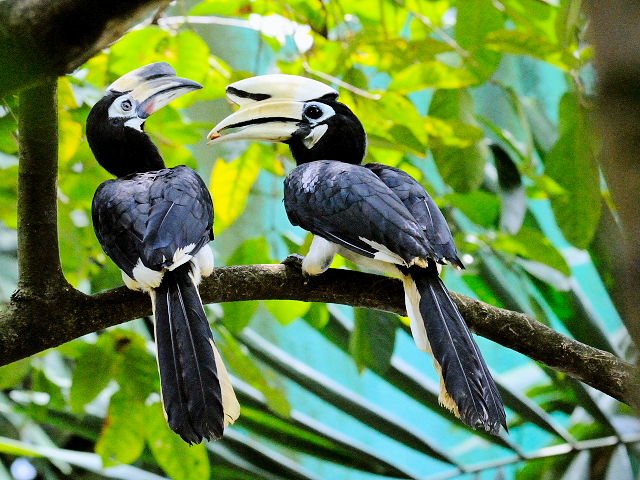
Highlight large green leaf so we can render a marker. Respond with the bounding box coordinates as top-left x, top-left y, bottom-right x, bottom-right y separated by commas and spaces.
545, 94, 601, 249
348, 308, 396, 373
145, 402, 210, 480
95, 391, 146, 466
456, 0, 504, 79
429, 89, 487, 192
